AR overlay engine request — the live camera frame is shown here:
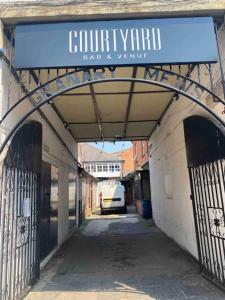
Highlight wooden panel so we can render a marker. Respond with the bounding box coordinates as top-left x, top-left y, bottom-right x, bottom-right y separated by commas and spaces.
1, 1, 225, 22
